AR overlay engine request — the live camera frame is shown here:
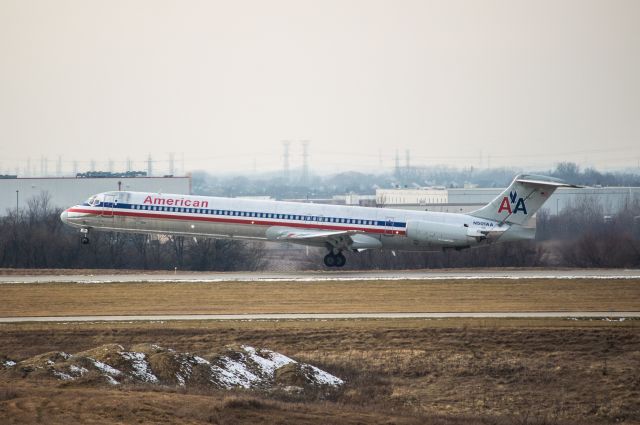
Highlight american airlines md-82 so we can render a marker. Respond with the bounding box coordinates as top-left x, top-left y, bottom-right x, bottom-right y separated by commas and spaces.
60, 174, 576, 267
